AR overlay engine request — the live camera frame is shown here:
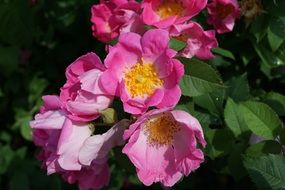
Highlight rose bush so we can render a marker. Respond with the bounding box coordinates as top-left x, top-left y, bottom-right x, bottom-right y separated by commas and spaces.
1, 0, 284, 190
